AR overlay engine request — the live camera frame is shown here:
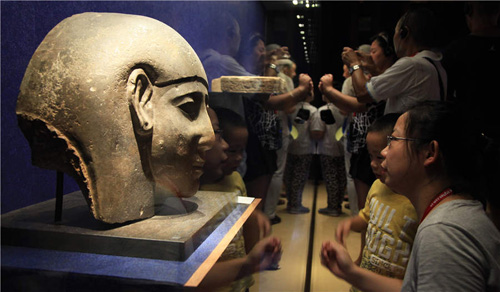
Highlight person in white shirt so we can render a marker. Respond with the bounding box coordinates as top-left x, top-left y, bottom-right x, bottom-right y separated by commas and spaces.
283, 98, 317, 214
342, 7, 447, 114
310, 102, 346, 216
